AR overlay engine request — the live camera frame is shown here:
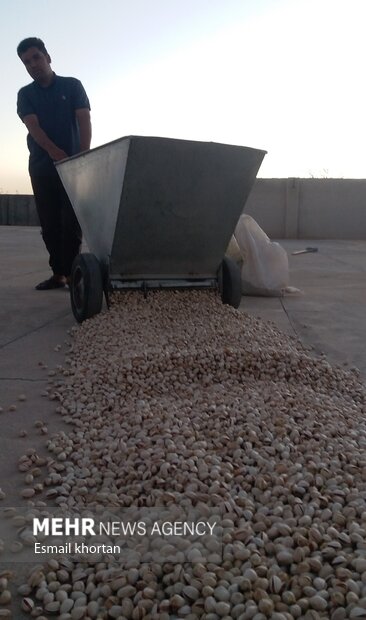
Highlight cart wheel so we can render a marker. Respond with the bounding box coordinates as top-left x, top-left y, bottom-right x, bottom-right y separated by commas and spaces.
219, 257, 242, 309
70, 253, 103, 323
